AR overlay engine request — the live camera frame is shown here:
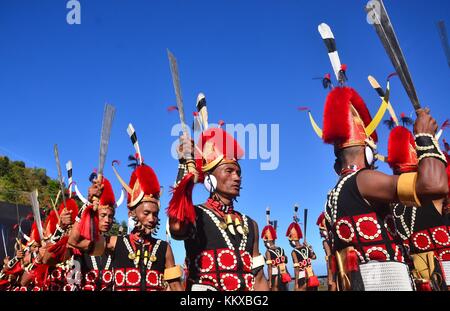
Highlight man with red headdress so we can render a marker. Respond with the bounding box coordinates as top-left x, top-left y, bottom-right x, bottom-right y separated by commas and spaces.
262, 207, 290, 291
320, 83, 448, 290
168, 124, 269, 291
286, 207, 318, 291
69, 175, 118, 291
71, 124, 183, 291
387, 122, 449, 291
34, 196, 79, 291
8, 222, 42, 291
